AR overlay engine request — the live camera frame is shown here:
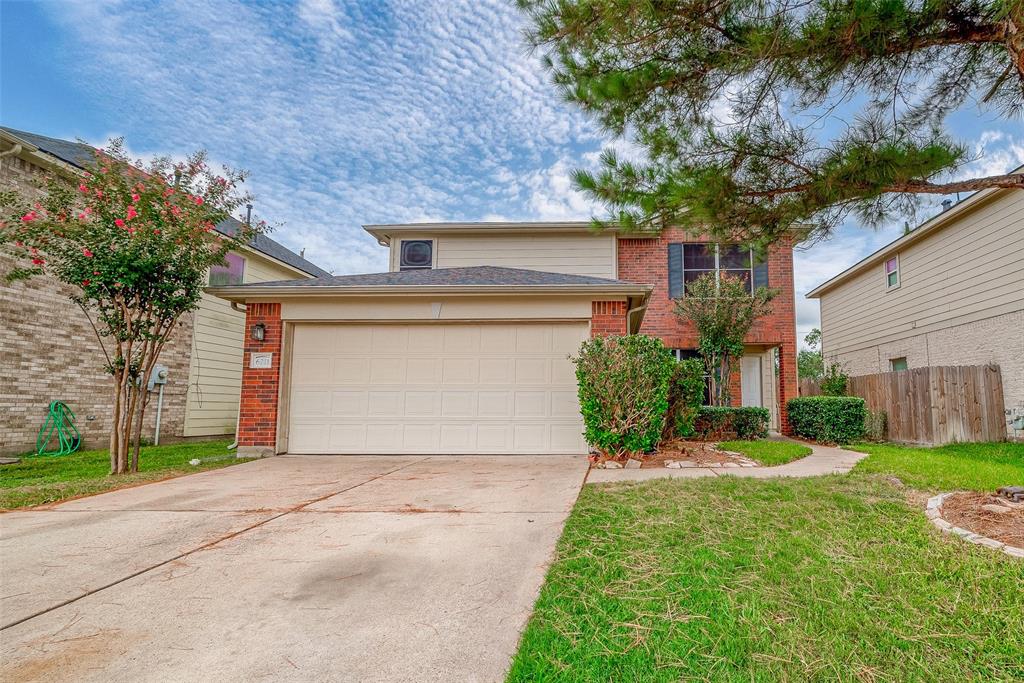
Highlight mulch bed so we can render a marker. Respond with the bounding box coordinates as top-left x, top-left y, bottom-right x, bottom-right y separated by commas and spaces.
638, 439, 744, 469
941, 492, 1024, 548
